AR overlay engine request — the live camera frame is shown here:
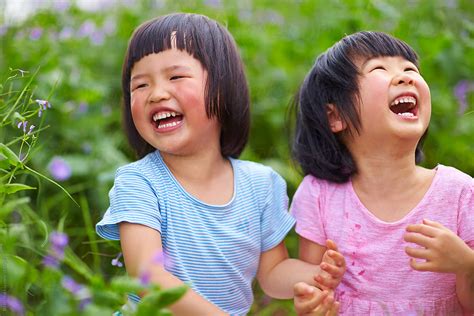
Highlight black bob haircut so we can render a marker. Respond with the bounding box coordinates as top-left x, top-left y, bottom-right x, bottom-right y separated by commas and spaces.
122, 13, 250, 159
292, 31, 428, 183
